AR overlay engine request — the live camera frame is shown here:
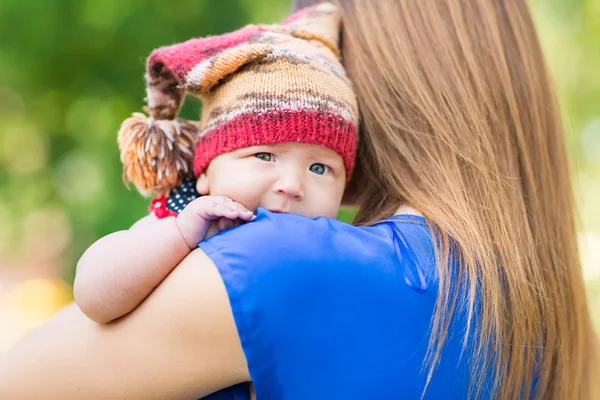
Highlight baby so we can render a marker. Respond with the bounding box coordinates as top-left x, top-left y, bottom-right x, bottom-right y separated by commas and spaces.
73, 3, 359, 324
